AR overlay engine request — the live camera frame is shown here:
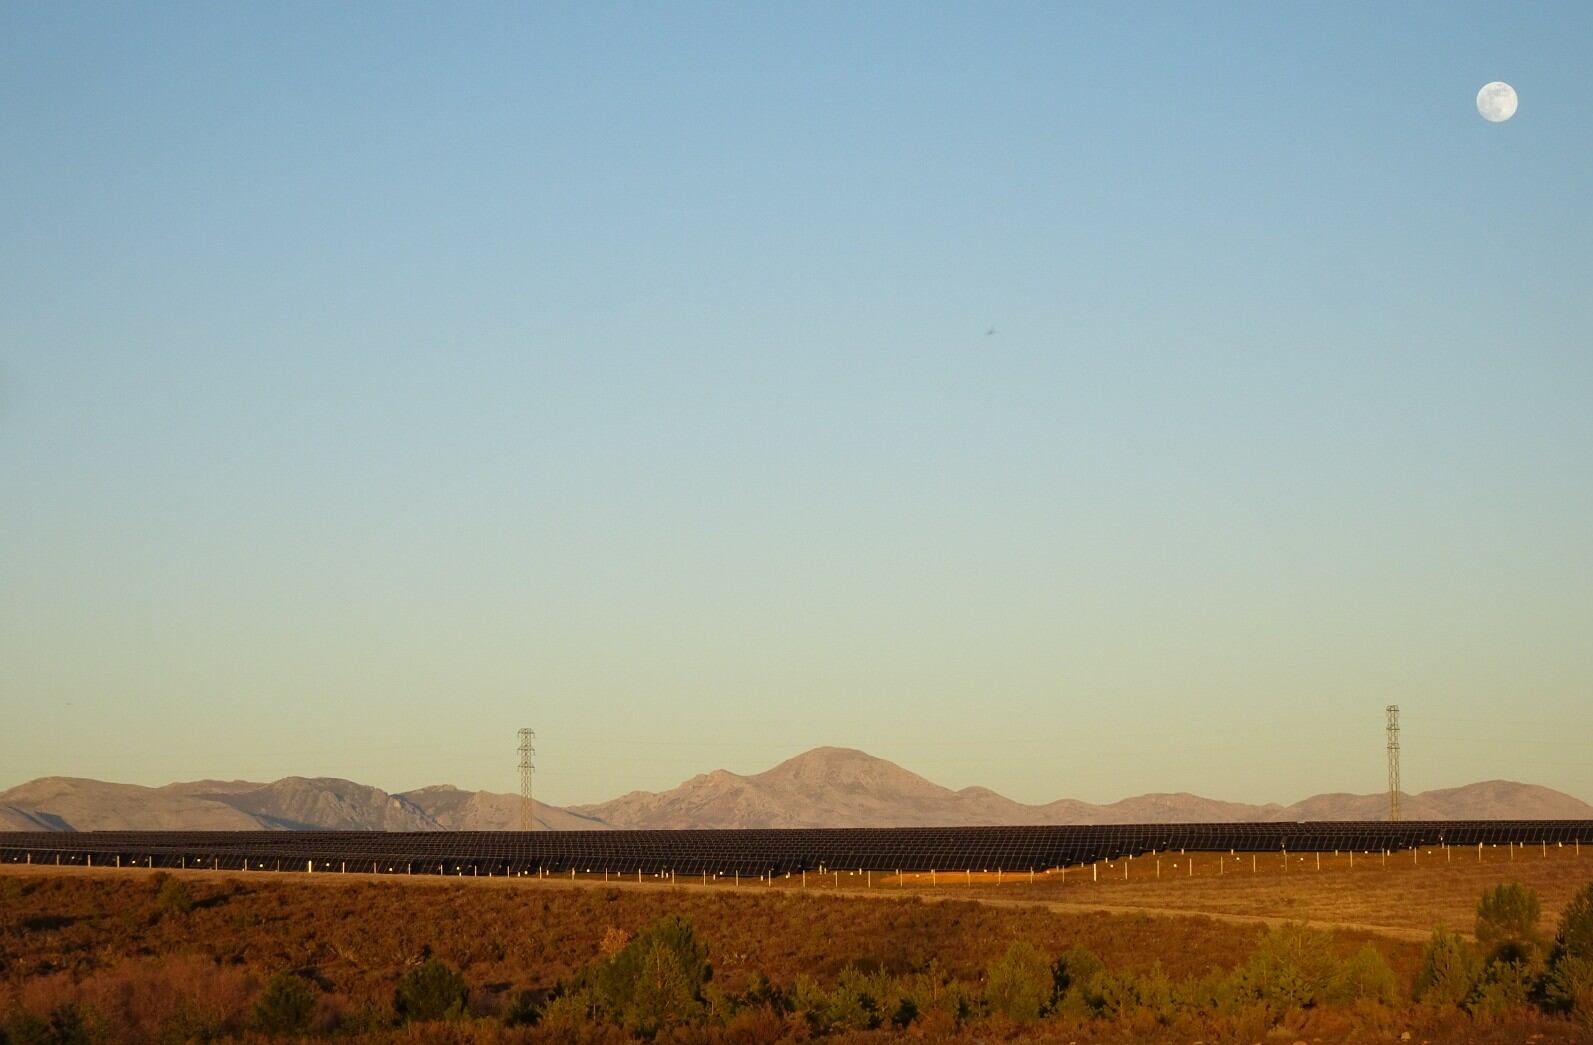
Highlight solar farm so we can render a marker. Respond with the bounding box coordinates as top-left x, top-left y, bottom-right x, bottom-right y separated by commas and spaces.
4, 820, 1590, 878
